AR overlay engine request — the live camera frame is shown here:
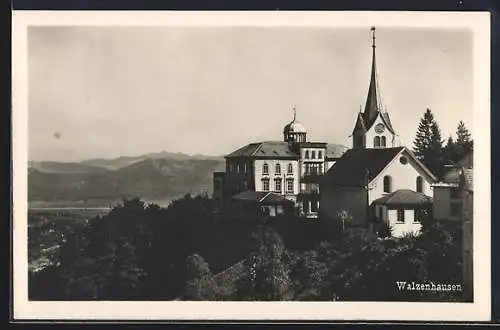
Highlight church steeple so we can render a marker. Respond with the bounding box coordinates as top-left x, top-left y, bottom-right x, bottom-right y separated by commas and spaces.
363, 26, 381, 127
351, 27, 396, 150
